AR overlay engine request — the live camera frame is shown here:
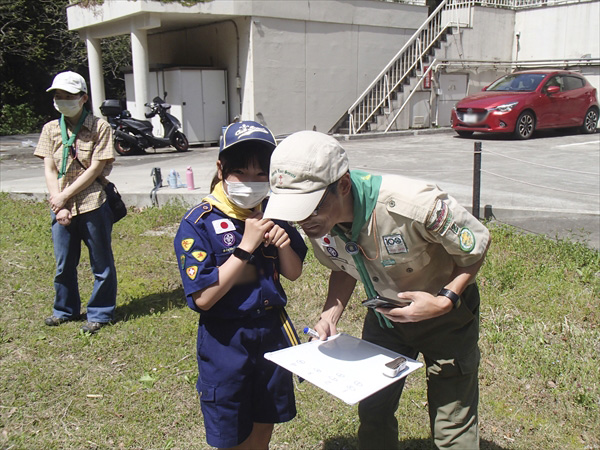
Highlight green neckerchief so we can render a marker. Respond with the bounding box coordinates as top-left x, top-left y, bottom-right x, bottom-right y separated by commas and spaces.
58, 108, 89, 179
332, 170, 393, 329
